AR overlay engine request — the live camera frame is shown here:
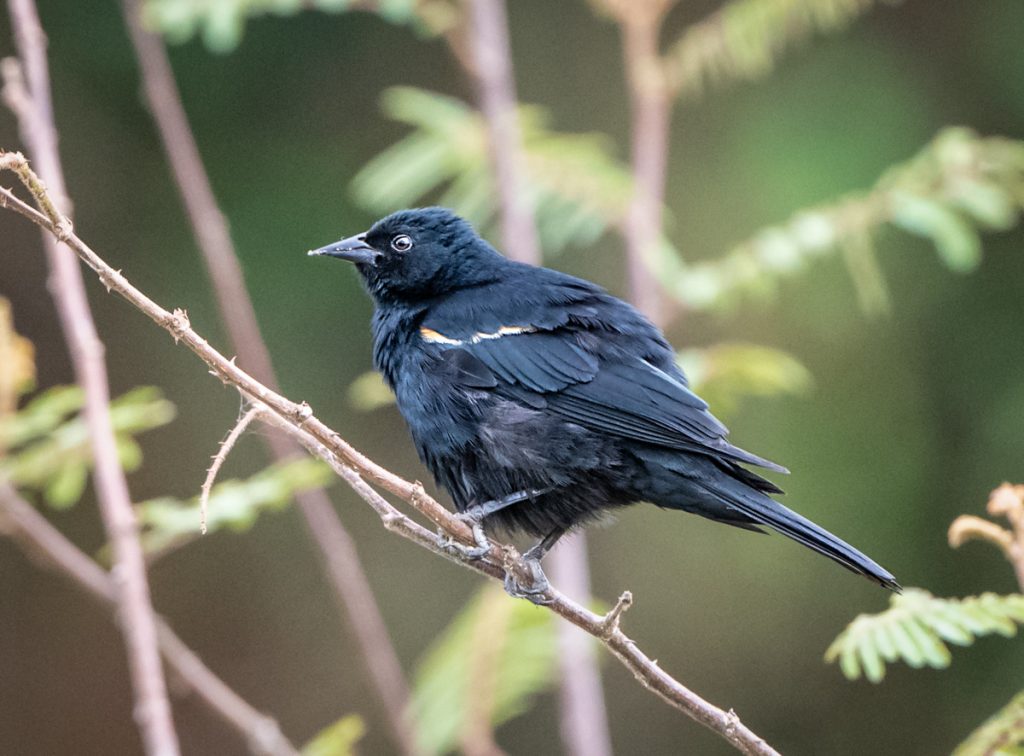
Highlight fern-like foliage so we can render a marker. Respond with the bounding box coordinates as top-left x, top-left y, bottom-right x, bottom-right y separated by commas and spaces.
825, 588, 1024, 683
352, 86, 635, 256
954, 690, 1024, 756
652, 128, 1024, 312
142, 0, 438, 52
1, 386, 176, 509
665, 0, 897, 100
